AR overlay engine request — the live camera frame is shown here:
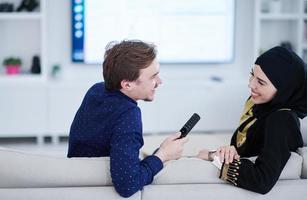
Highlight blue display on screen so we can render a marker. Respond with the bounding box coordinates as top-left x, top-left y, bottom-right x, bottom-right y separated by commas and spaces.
72, 0, 85, 62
